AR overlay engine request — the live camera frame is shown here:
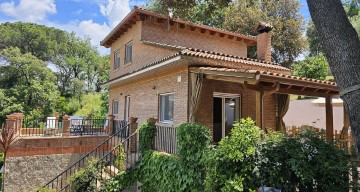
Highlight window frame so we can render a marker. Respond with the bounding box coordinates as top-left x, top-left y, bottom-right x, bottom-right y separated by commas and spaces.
159, 93, 174, 124
114, 50, 121, 69
112, 100, 119, 115
125, 42, 133, 64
